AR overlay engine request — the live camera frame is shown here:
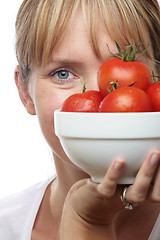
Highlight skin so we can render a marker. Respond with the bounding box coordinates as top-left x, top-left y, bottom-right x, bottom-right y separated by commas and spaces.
15, 9, 160, 240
